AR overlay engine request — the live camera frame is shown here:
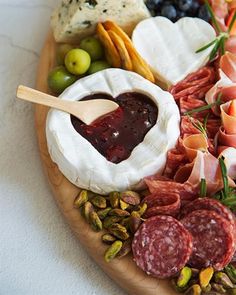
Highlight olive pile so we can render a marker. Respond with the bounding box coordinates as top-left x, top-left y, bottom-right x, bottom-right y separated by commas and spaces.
145, 0, 211, 22
48, 36, 110, 95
